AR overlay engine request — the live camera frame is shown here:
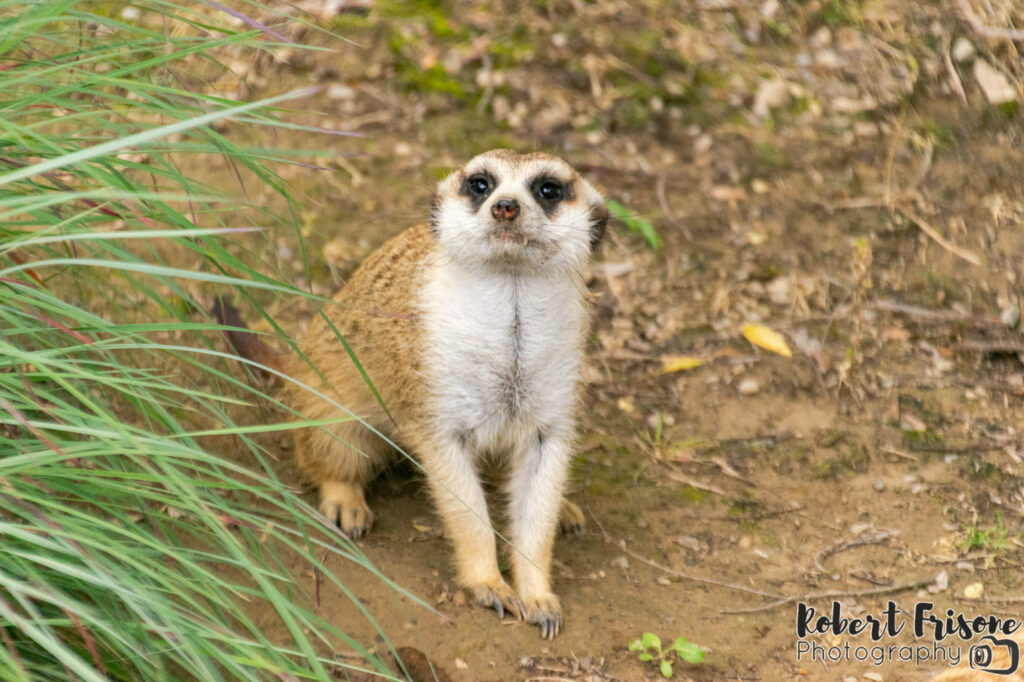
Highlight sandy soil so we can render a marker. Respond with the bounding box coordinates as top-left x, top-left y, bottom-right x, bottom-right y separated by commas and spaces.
191, 1, 1024, 679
